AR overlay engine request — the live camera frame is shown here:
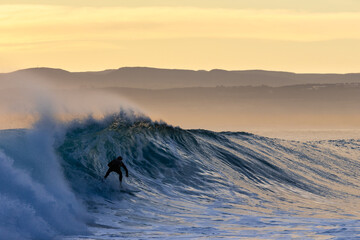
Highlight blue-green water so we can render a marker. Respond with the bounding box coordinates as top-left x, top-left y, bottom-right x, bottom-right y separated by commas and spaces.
1, 113, 360, 239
